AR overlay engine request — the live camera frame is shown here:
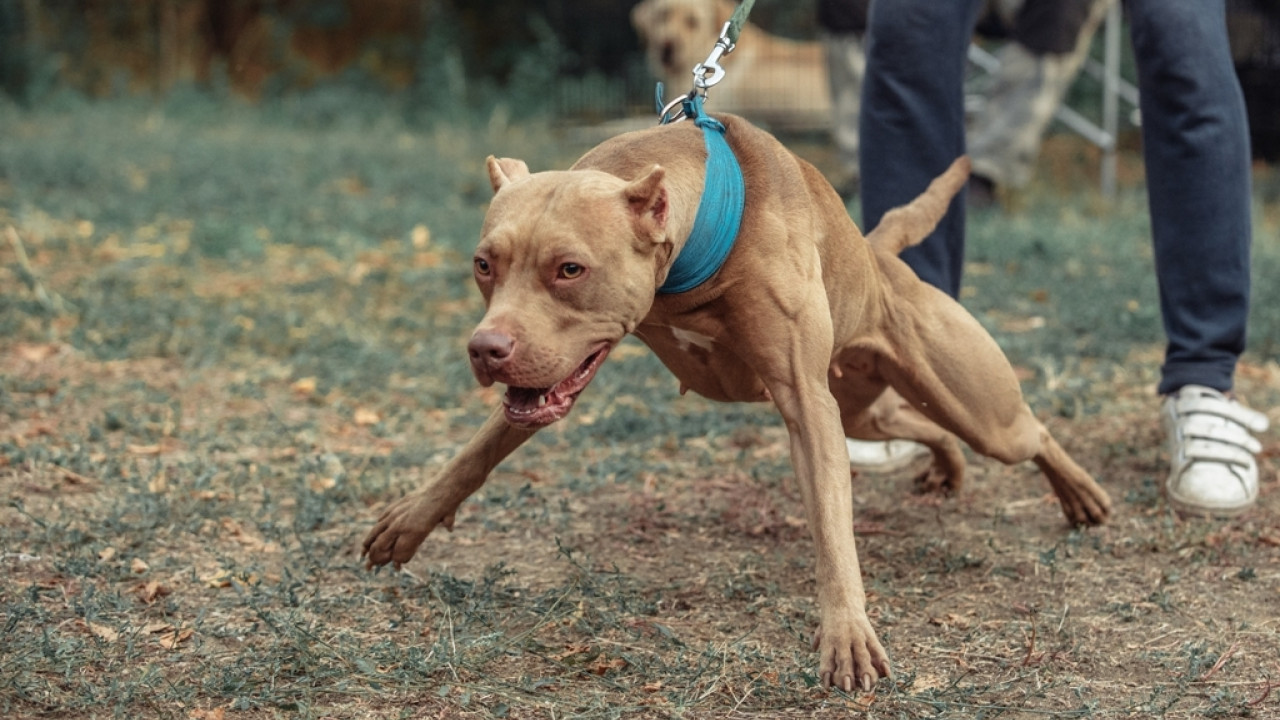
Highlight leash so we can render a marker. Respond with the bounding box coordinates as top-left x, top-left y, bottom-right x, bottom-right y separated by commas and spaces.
650, 0, 754, 294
